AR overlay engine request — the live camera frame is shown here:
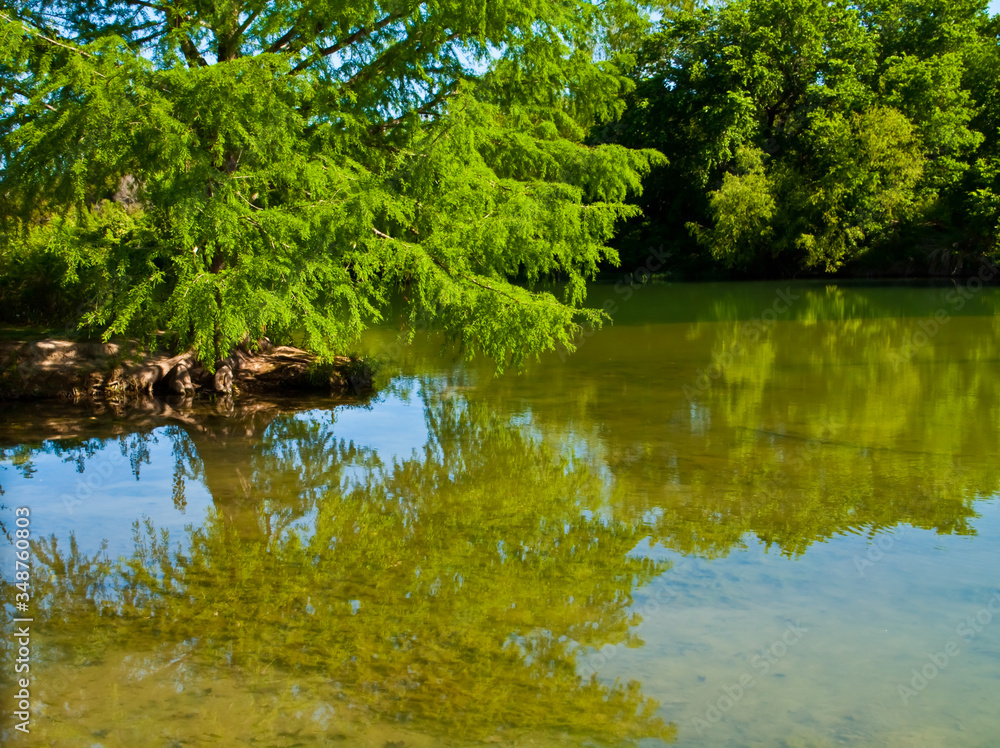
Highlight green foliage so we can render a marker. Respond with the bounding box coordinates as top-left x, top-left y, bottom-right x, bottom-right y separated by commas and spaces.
605, 0, 995, 275
0, 1, 662, 367
688, 146, 776, 266
785, 105, 926, 270
963, 14, 1000, 259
